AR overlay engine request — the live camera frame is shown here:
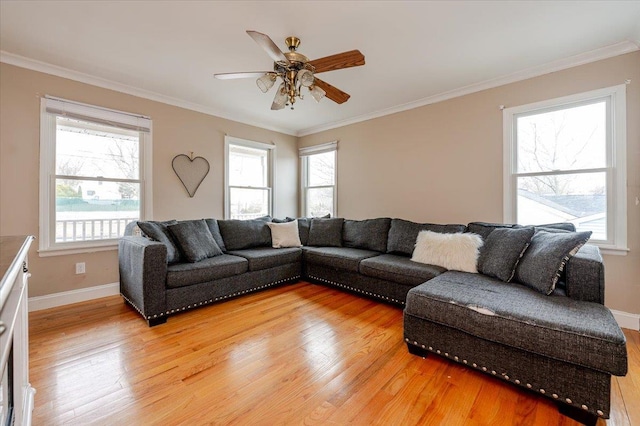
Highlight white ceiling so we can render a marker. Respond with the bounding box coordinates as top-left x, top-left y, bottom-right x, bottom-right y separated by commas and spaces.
1, 1, 639, 136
